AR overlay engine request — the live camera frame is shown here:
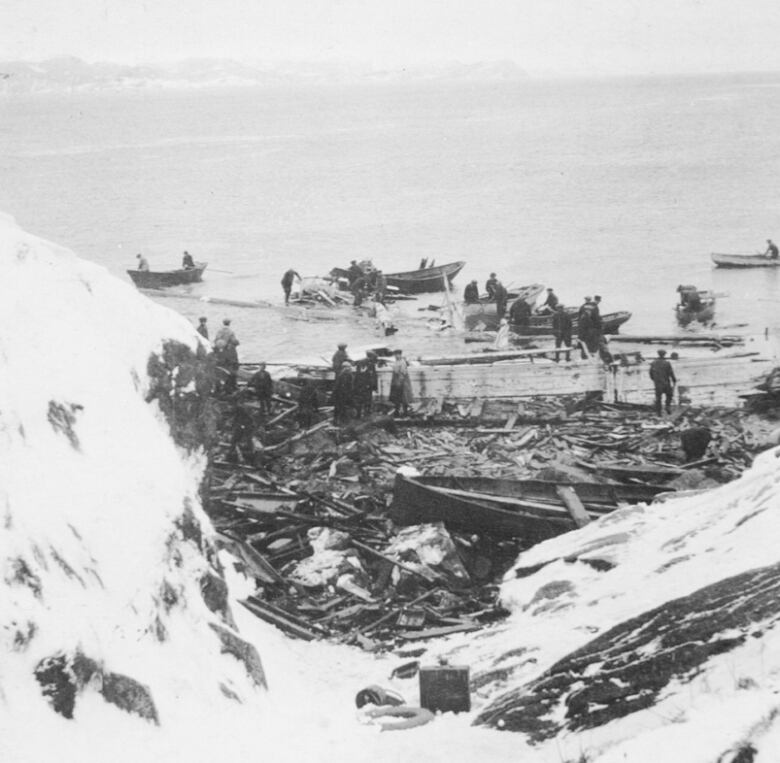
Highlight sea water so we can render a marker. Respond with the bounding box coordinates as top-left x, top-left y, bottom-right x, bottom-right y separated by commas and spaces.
3, 73, 780, 361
